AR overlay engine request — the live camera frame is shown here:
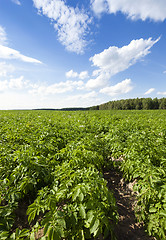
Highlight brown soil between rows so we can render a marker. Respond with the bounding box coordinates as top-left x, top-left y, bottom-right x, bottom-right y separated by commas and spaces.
103, 168, 156, 240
